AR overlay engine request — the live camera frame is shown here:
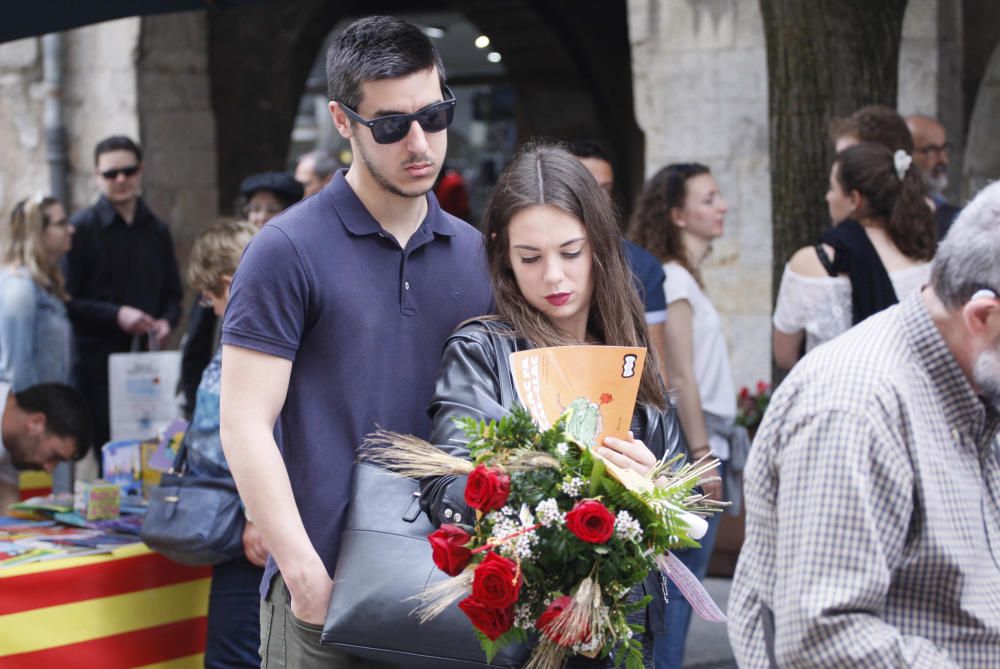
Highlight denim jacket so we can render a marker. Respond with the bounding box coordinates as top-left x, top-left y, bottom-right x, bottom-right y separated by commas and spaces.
0, 268, 72, 390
